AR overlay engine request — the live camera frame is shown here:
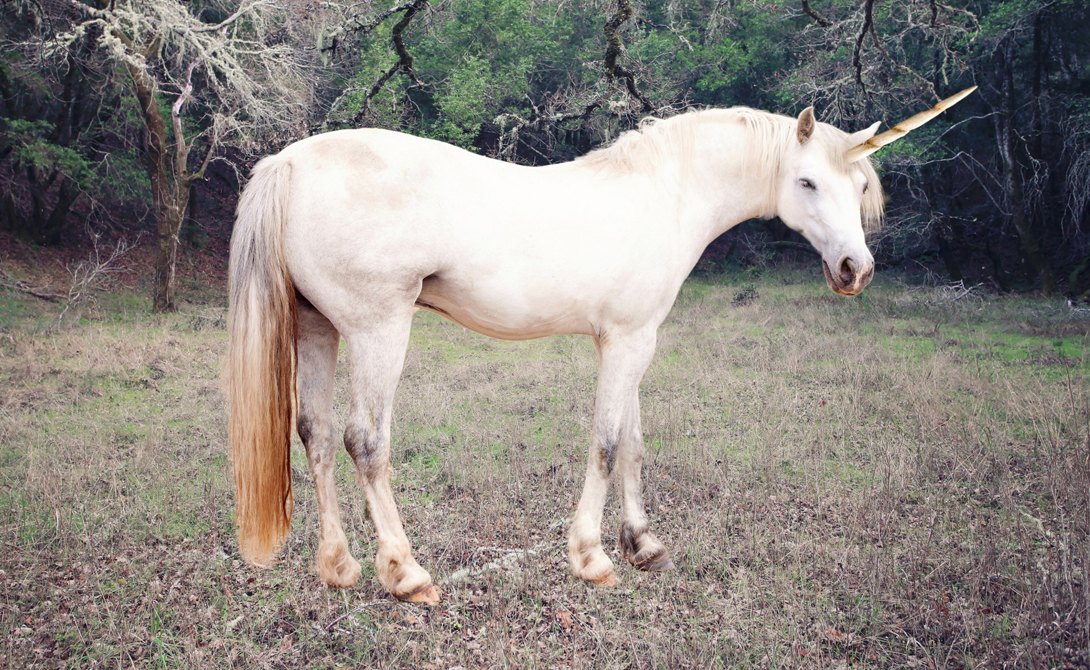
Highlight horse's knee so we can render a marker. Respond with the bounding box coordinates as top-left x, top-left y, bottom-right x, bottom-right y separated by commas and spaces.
297, 414, 321, 456
344, 419, 386, 480
298, 413, 338, 463
594, 432, 620, 476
